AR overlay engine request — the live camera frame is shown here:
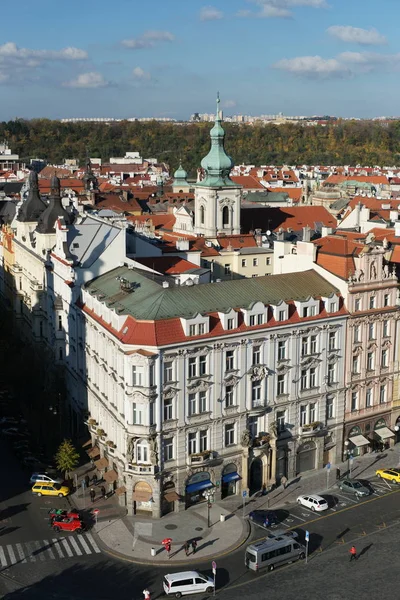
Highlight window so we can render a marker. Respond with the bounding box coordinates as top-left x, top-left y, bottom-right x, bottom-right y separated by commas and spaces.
199, 430, 208, 452
327, 362, 336, 385
149, 364, 155, 387
252, 346, 261, 365
277, 411, 285, 432
163, 437, 173, 461
278, 341, 286, 361
277, 374, 285, 395
354, 326, 360, 343
149, 402, 155, 425
189, 324, 196, 337
310, 335, 317, 354
222, 205, 229, 227
309, 402, 316, 422
301, 369, 307, 391
351, 392, 358, 412
200, 205, 205, 224
164, 398, 173, 421
248, 416, 258, 438
133, 403, 143, 425
188, 432, 197, 455
224, 423, 235, 446
137, 440, 148, 463
224, 264, 231, 275
189, 391, 207, 415
303, 305, 316, 318
355, 298, 360, 311
58, 347, 63, 361
383, 320, 389, 337
189, 393, 196, 416
368, 323, 375, 340
225, 385, 234, 407
381, 349, 388, 368
326, 396, 334, 419
58, 315, 62, 331
384, 294, 389, 307
253, 258, 258, 267
188, 357, 197, 378
380, 385, 386, 404
241, 259, 247, 268
251, 381, 261, 407
367, 352, 374, 371
227, 318, 234, 330
301, 337, 308, 356
132, 366, 143, 386
278, 310, 286, 322
164, 361, 173, 383
199, 391, 207, 413
300, 405, 307, 426
352, 355, 360, 374
330, 302, 338, 312
250, 315, 255, 326
198, 323, 205, 335
309, 368, 316, 388
266, 257, 271, 265
257, 313, 264, 325
369, 296, 376, 309
225, 350, 234, 371
199, 355, 207, 375
366, 388, 372, 408
328, 331, 337, 352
